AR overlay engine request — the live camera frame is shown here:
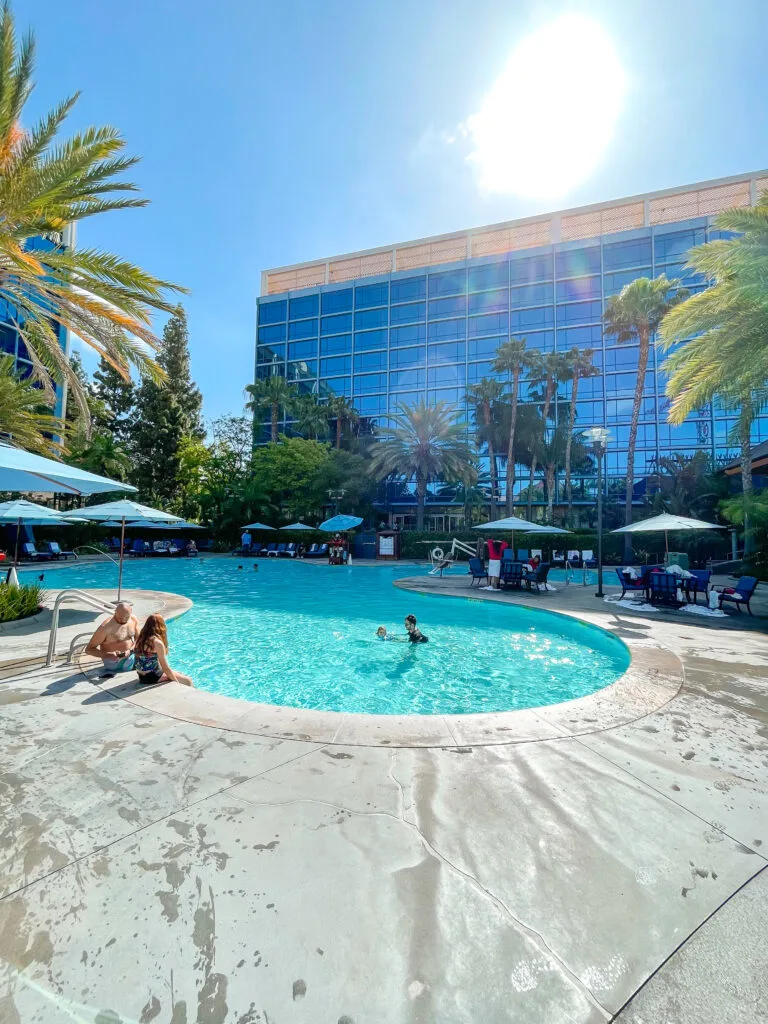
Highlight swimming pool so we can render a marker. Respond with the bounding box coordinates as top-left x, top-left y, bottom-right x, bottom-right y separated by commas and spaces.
22, 559, 629, 715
